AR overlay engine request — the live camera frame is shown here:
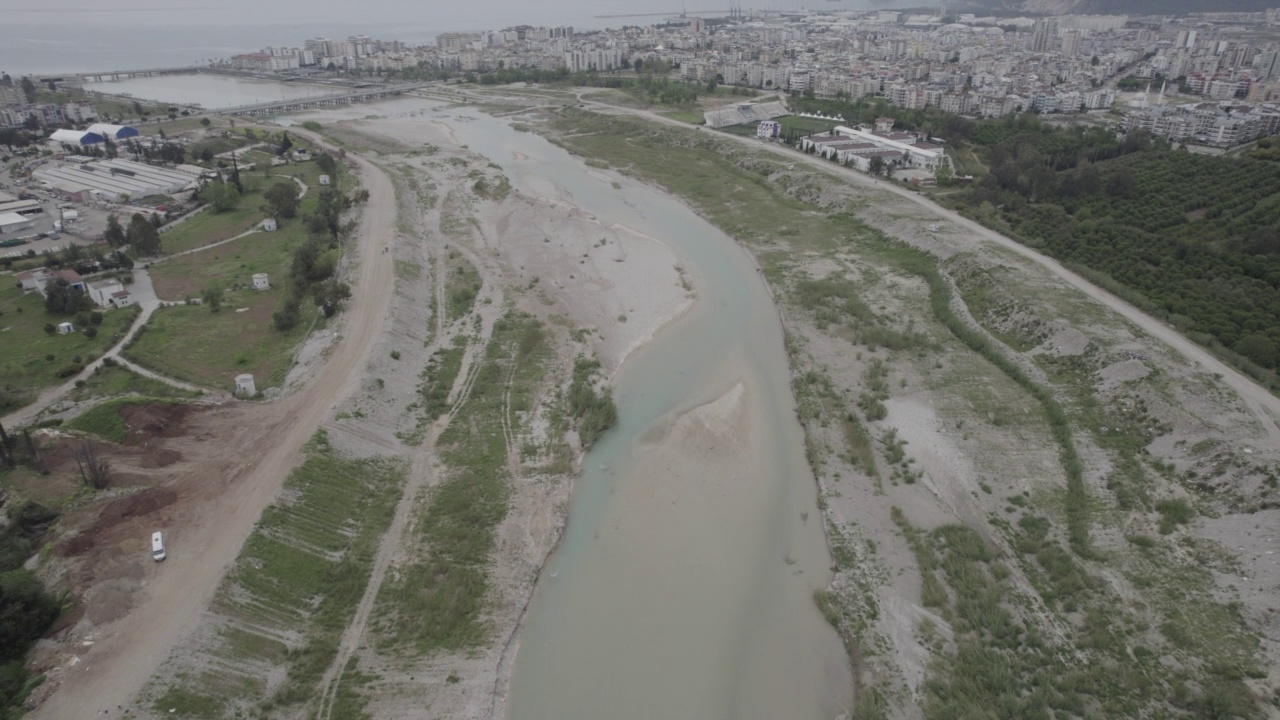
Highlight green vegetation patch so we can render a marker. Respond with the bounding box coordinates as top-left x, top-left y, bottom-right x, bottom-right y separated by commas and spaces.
445, 252, 482, 323
153, 436, 405, 718
402, 339, 467, 445
65, 361, 201, 404
160, 204, 264, 256
0, 283, 139, 414
566, 357, 617, 448
122, 290, 312, 392
375, 312, 553, 654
